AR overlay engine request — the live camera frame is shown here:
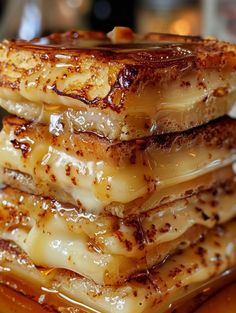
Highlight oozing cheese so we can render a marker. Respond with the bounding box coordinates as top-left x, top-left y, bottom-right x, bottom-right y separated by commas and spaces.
0, 125, 236, 213
1, 219, 236, 313
0, 69, 236, 140
39, 219, 236, 313
1, 180, 236, 285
